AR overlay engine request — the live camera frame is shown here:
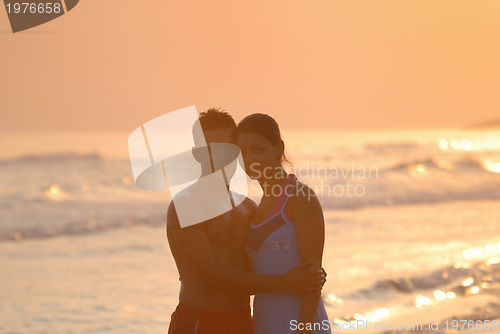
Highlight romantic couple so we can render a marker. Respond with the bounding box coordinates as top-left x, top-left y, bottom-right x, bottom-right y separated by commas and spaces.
166, 108, 331, 334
